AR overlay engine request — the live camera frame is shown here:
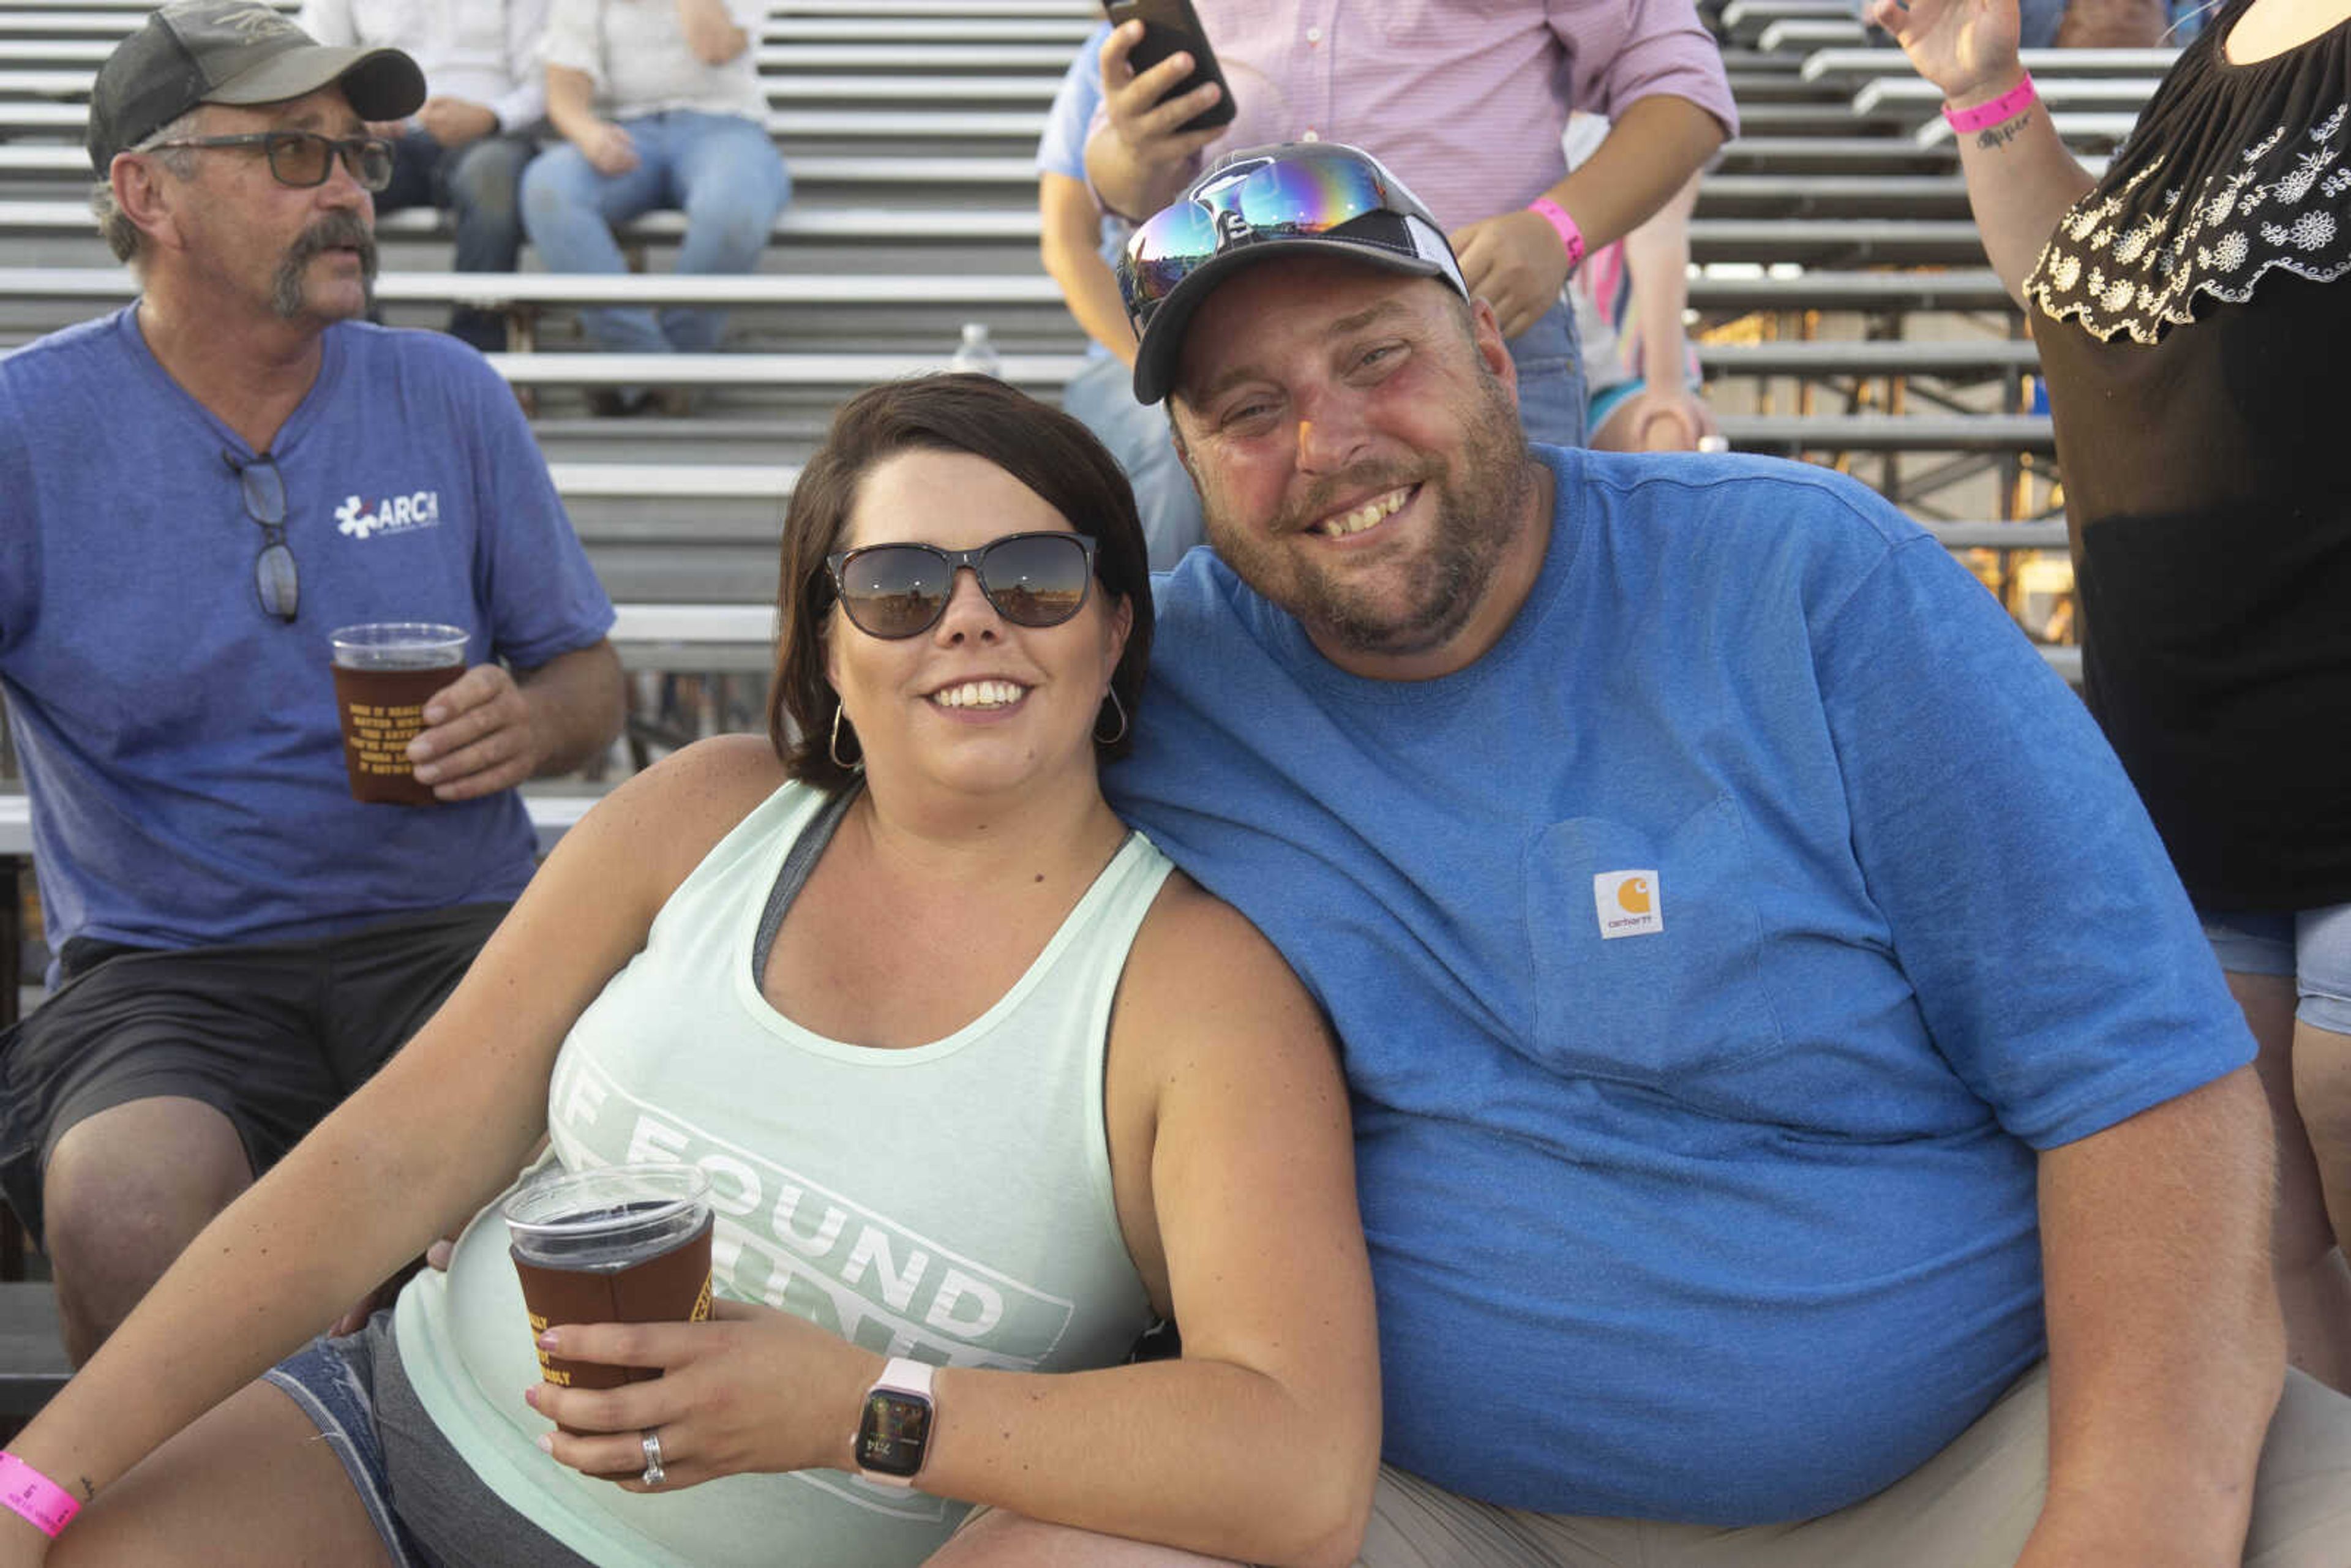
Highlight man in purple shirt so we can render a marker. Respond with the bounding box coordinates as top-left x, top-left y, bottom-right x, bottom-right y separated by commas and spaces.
1083, 0, 1736, 450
